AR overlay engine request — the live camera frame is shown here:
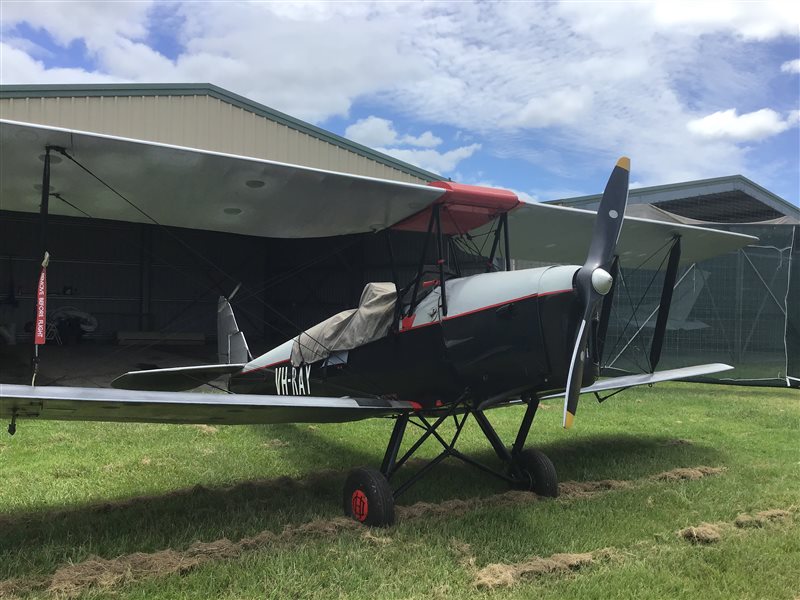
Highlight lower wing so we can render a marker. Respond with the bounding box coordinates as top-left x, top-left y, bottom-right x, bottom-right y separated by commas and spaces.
542, 363, 733, 400
0, 384, 412, 425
